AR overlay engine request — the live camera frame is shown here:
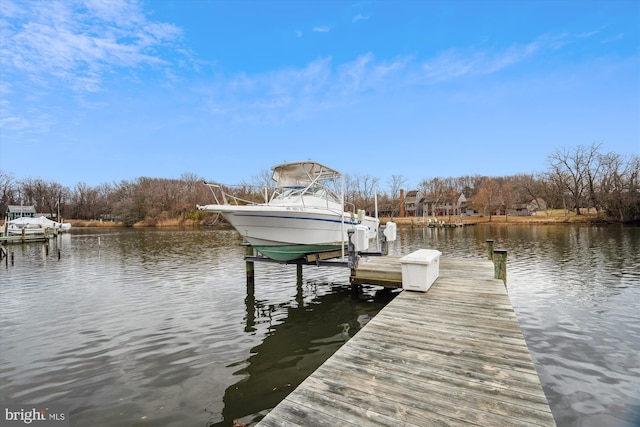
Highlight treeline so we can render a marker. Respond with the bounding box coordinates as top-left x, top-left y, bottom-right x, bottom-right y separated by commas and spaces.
1, 144, 638, 225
